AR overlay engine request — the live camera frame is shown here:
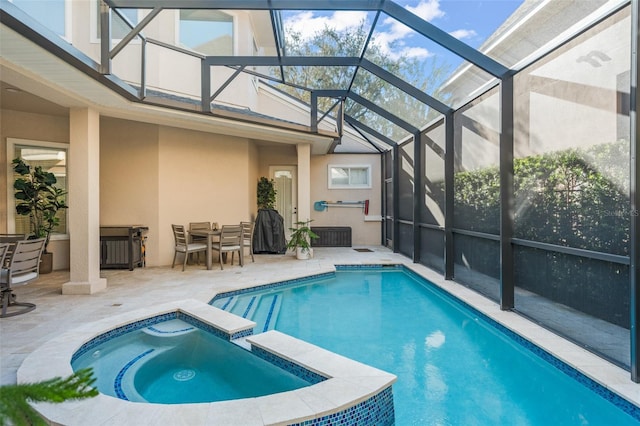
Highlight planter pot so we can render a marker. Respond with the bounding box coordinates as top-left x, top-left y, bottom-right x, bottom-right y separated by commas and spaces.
296, 247, 313, 260
39, 252, 53, 274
